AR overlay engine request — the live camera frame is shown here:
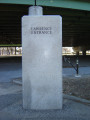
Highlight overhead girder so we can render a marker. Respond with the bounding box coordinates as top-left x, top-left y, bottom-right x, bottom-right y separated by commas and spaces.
0, 3, 90, 47
0, 0, 90, 11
